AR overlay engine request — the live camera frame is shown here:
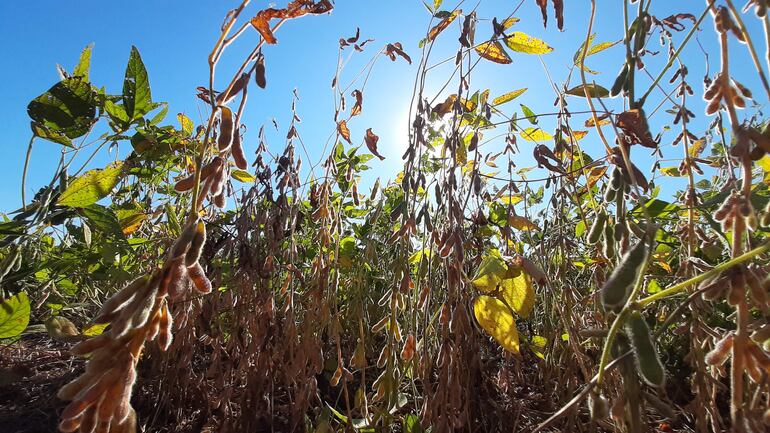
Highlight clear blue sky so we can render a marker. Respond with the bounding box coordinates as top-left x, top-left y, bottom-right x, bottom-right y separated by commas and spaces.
0, 1, 766, 212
